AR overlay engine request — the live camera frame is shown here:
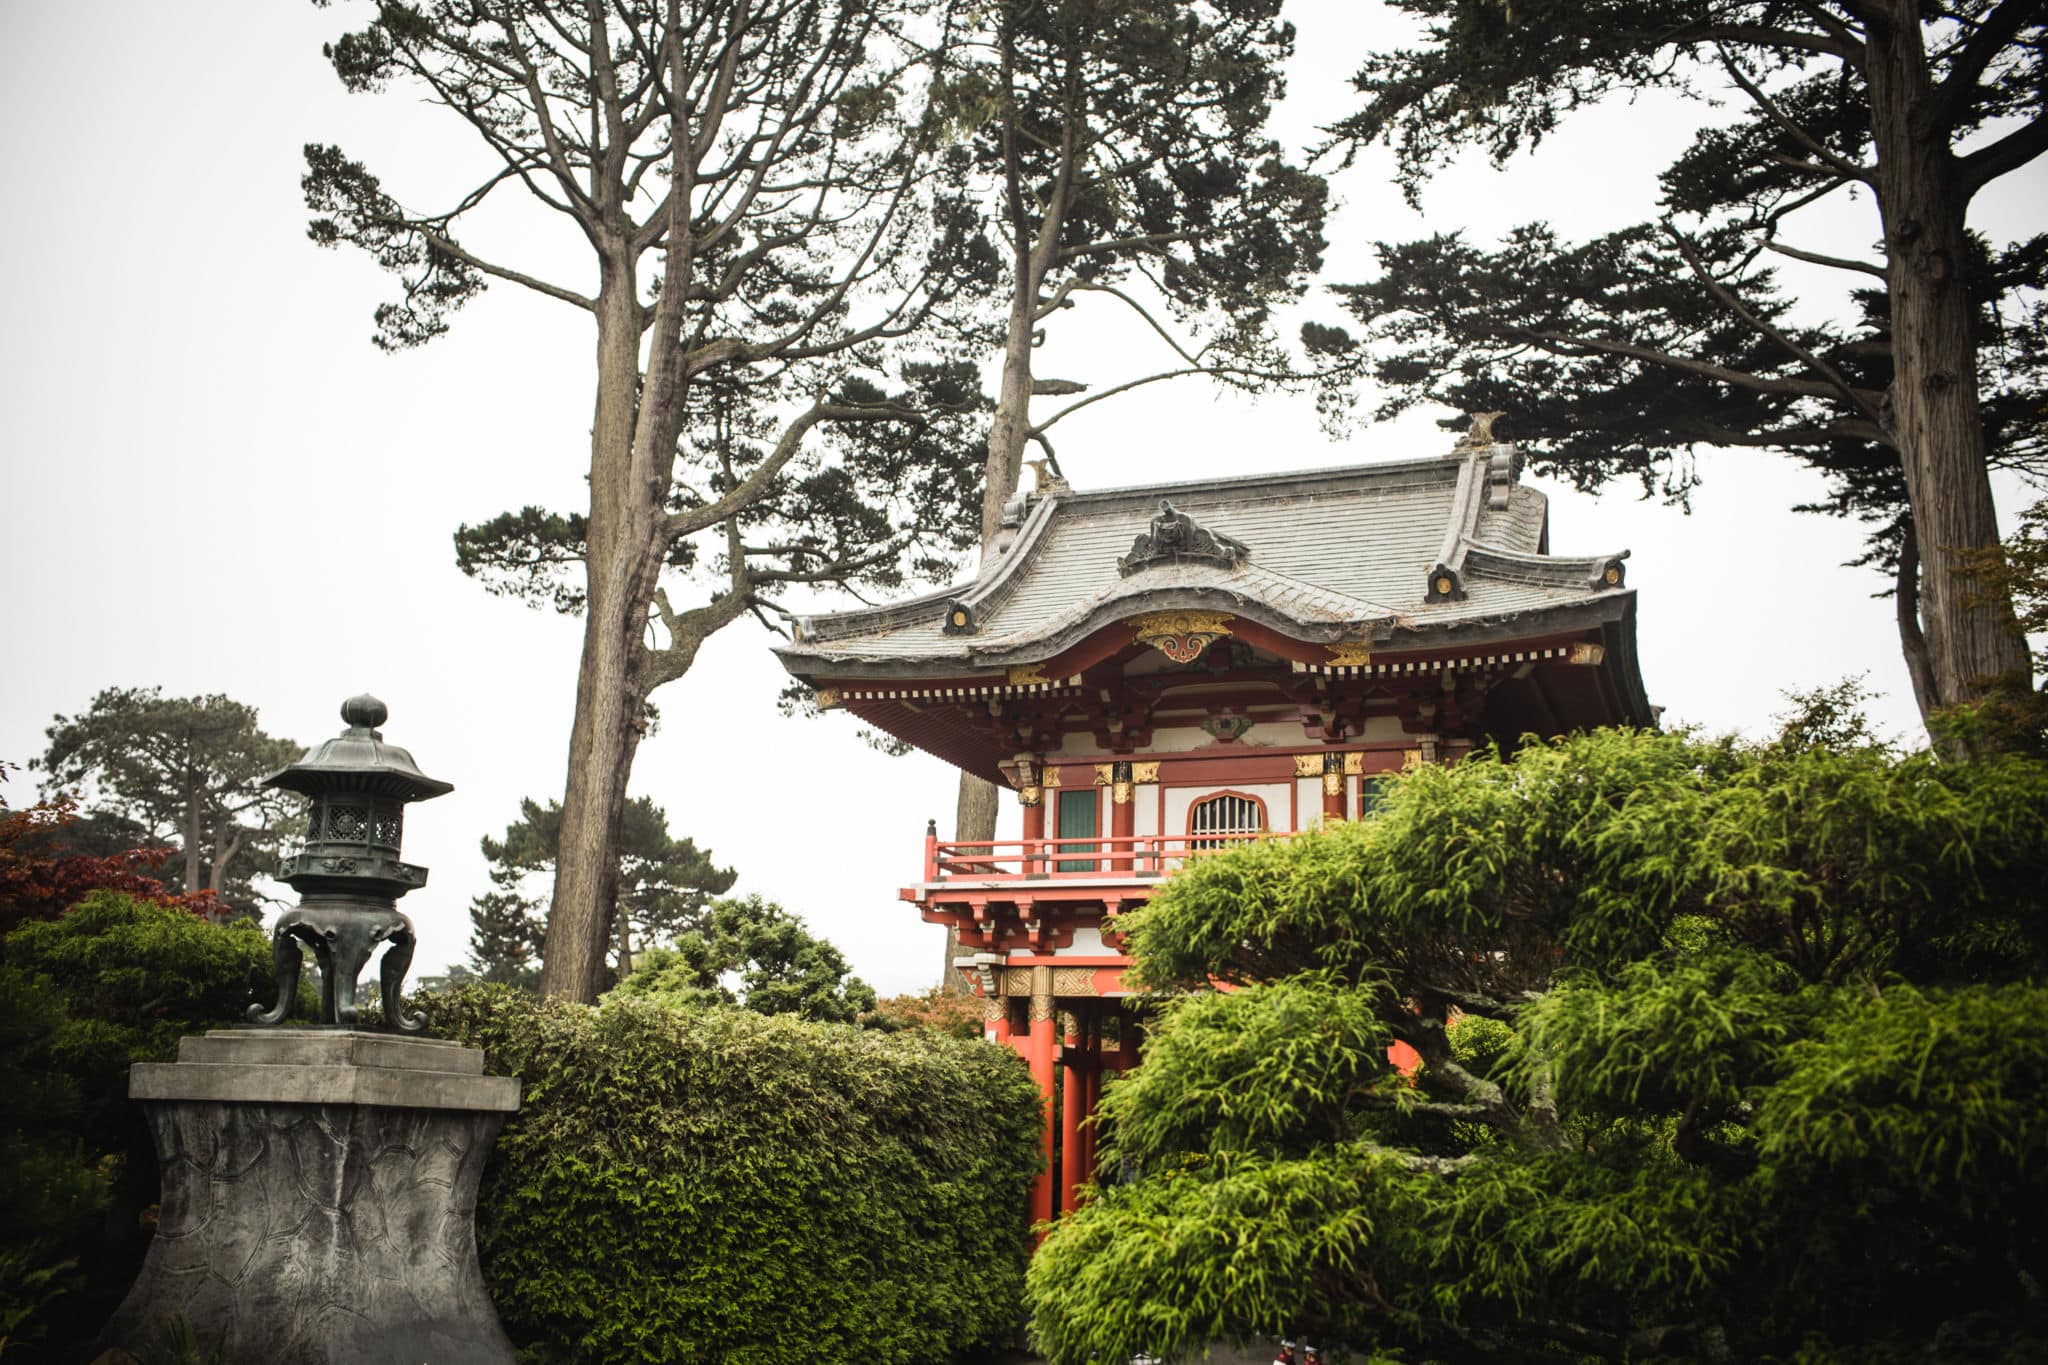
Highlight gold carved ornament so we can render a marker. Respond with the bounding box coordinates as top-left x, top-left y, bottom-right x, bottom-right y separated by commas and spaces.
1051, 966, 1098, 997
1323, 642, 1374, 667
1007, 663, 1054, 686
812, 688, 842, 710
1130, 762, 1160, 784
1322, 770, 1344, 797
1129, 610, 1234, 664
